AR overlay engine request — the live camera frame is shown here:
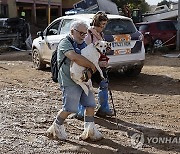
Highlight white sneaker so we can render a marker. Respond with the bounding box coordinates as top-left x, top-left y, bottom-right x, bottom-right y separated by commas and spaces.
46, 122, 67, 140
79, 122, 103, 141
